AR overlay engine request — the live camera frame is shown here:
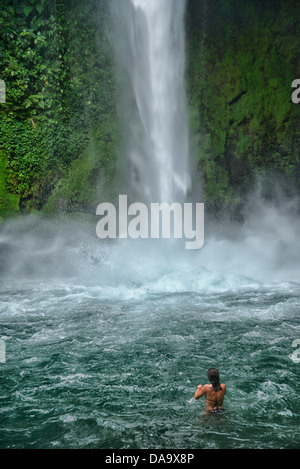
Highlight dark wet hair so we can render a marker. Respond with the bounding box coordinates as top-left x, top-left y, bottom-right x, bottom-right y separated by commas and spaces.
207, 368, 222, 392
